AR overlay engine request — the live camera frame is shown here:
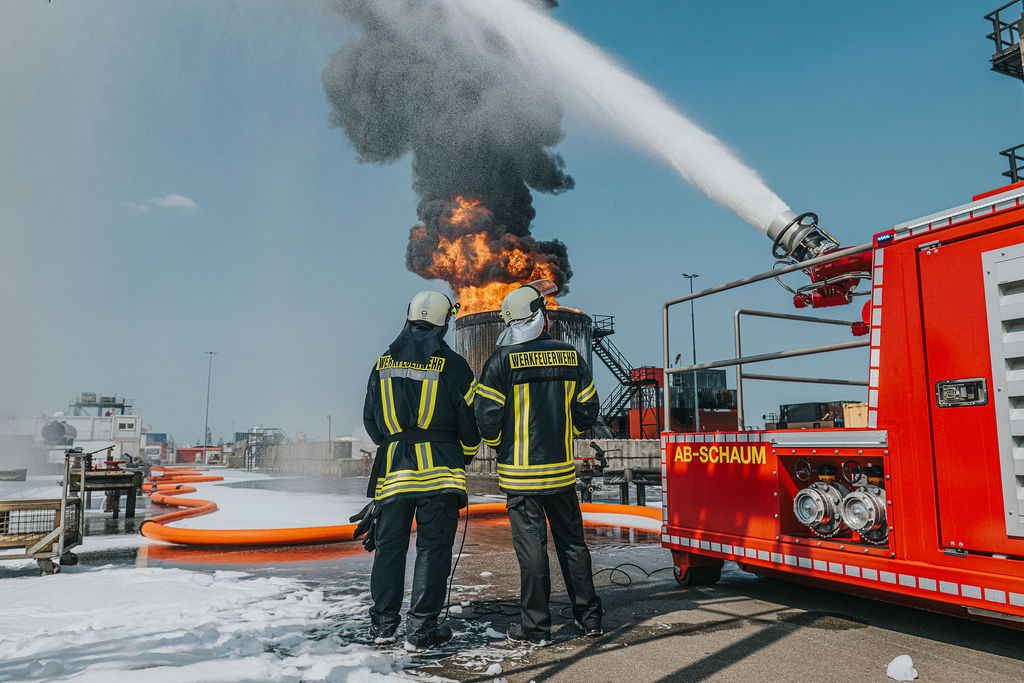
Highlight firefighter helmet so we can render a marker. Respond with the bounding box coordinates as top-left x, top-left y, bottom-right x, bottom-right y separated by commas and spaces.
497, 280, 559, 346
407, 290, 457, 327
500, 279, 558, 324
